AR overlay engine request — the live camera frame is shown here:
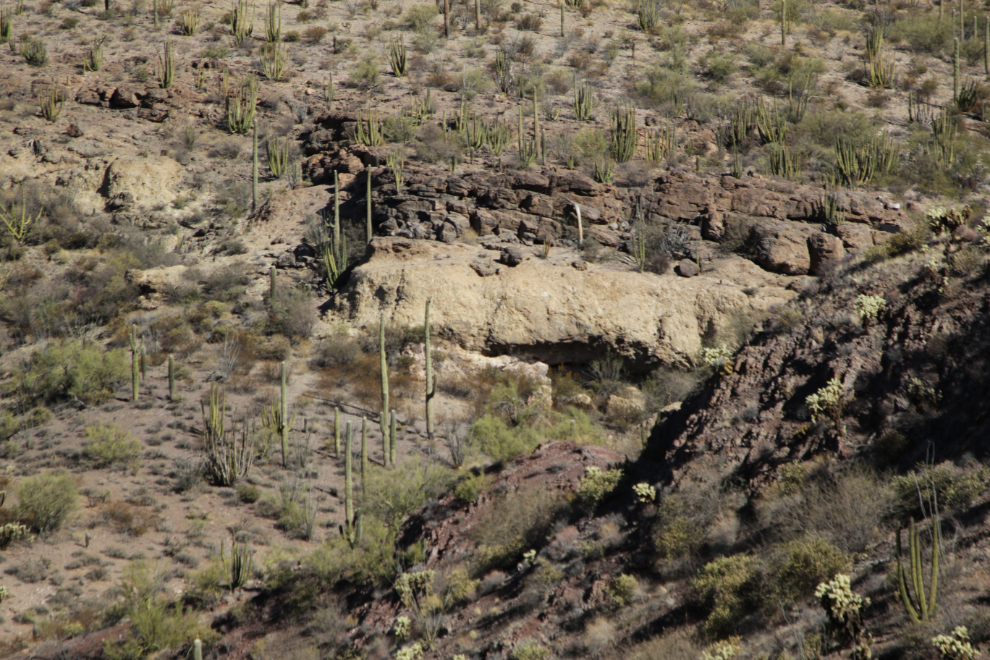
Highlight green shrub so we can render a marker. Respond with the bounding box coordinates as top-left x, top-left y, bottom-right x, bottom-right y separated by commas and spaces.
470, 488, 567, 575
698, 51, 736, 83
889, 12, 953, 54
454, 472, 488, 503
363, 457, 455, 532
9, 341, 128, 407
693, 554, 761, 637
16, 471, 78, 534
891, 461, 990, 514
469, 414, 540, 462
84, 423, 142, 469
237, 483, 261, 503
305, 515, 396, 587
510, 641, 551, 660
404, 3, 438, 31
103, 560, 215, 659
348, 55, 380, 88
768, 537, 849, 607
